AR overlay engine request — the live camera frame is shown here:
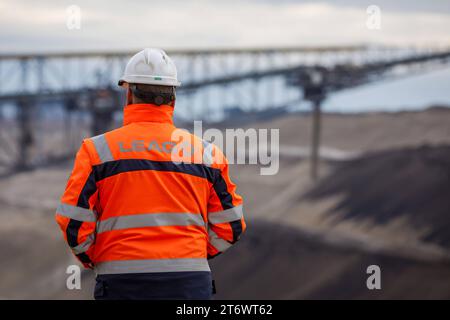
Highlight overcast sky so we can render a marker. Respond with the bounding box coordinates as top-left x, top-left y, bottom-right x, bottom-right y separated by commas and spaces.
1, 0, 450, 53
